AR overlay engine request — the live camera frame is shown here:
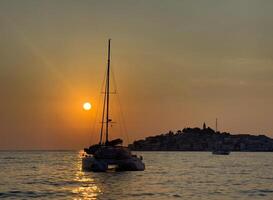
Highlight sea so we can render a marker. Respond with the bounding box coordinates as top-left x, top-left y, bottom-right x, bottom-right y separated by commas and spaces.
0, 151, 273, 200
